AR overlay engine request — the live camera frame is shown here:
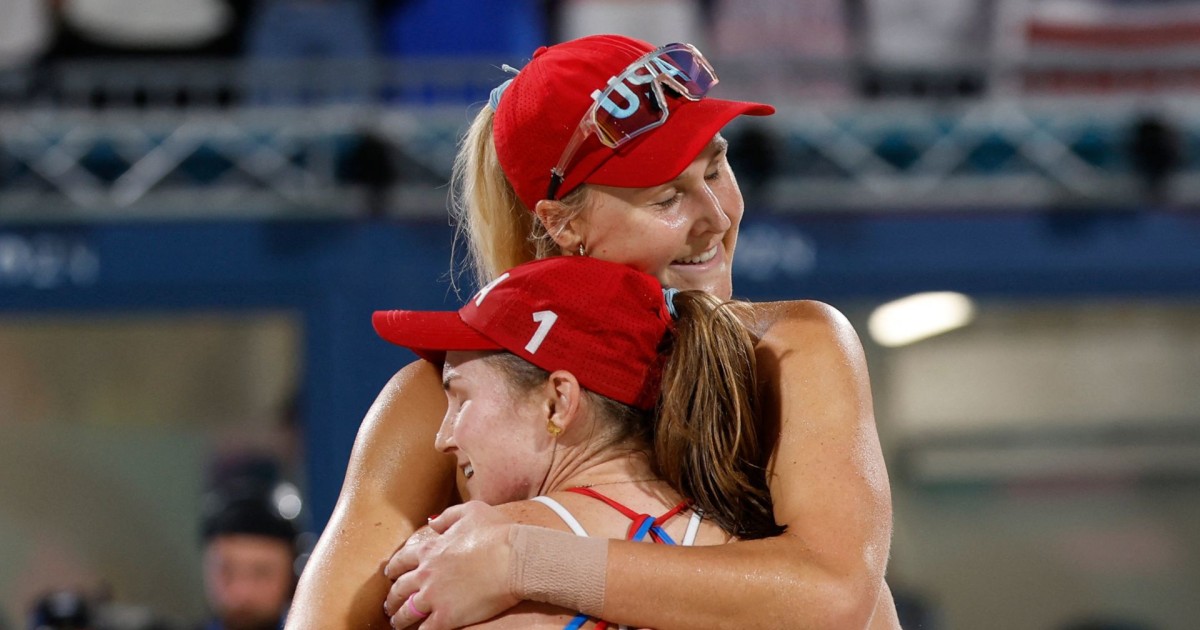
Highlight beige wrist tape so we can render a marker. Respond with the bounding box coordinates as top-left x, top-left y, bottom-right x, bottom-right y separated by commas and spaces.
509, 524, 608, 617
